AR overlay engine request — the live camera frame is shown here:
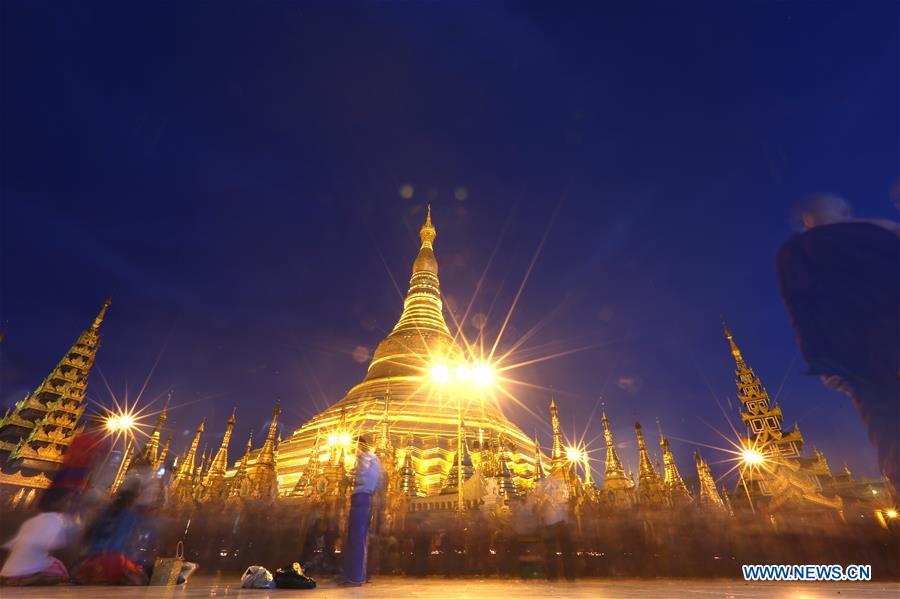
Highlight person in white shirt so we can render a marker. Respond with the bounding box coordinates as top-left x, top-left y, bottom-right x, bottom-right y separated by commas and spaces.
1, 509, 78, 585
340, 436, 382, 586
